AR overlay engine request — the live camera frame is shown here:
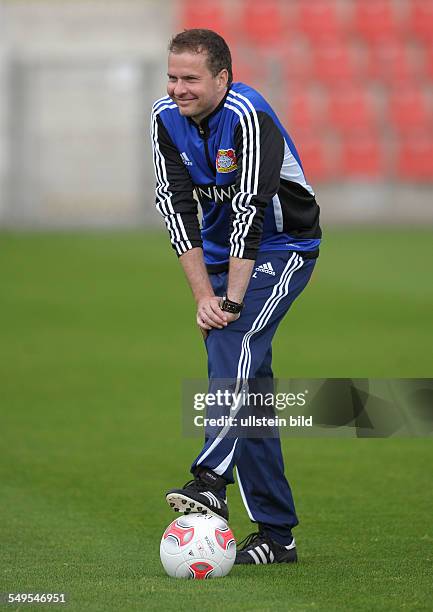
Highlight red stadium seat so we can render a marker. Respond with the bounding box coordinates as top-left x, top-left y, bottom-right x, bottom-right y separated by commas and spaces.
365, 40, 417, 85
231, 54, 266, 87
241, 0, 285, 49
408, 0, 433, 43
351, 0, 402, 42
285, 89, 325, 131
295, 0, 344, 42
395, 134, 433, 181
292, 131, 334, 182
340, 133, 384, 178
387, 88, 431, 134
327, 88, 378, 134
282, 42, 312, 83
423, 44, 433, 81
310, 42, 361, 85
179, 0, 228, 36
